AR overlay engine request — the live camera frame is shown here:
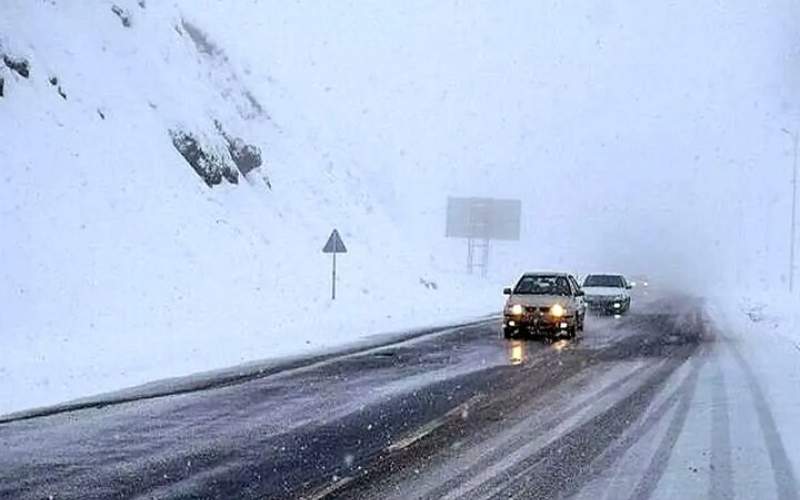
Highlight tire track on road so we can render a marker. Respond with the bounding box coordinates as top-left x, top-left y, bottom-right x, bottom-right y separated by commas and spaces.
428, 360, 658, 500
560, 348, 706, 500
709, 356, 734, 500
475, 341, 705, 499
728, 339, 799, 500
625, 351, 704, 500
